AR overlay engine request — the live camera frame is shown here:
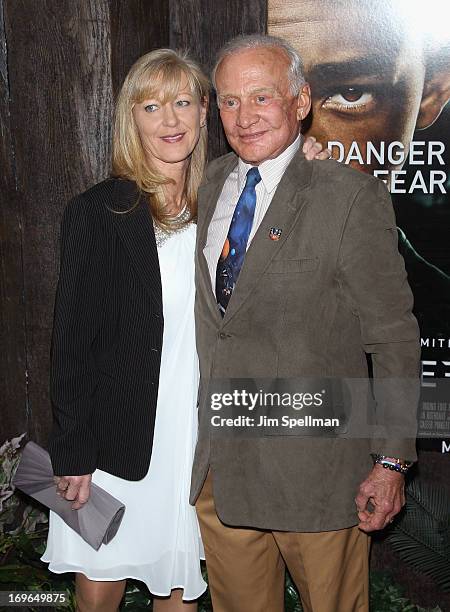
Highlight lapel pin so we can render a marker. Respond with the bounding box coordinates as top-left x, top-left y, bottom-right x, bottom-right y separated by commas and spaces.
269, 227, 282, 241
